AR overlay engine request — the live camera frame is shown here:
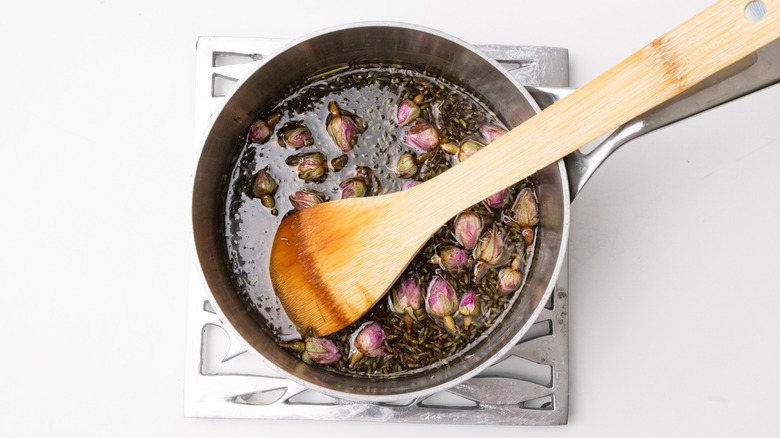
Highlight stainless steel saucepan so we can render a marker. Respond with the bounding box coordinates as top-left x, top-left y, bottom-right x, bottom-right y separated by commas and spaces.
192, 23, 780, 402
